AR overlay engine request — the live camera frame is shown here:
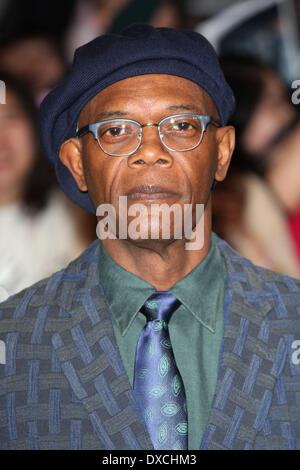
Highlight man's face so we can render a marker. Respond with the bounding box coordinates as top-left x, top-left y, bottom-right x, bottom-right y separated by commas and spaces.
60, 74, 234, 243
